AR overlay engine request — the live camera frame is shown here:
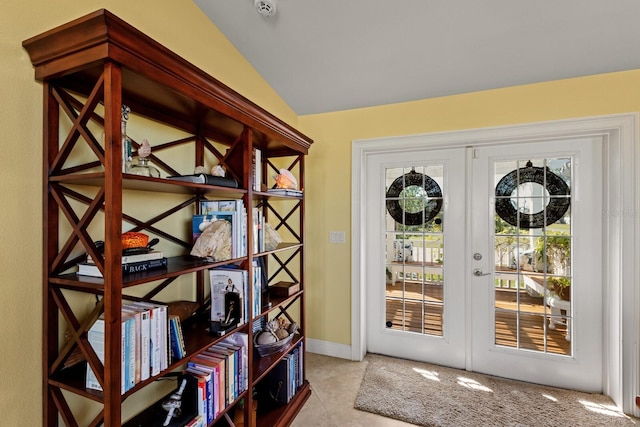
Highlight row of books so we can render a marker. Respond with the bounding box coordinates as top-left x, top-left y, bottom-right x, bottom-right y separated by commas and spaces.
86, 300, 171, 394
184, 333, 249, 425
78, 250, 167, 278
195, 199, 247, 259
262, 341, 304, 405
